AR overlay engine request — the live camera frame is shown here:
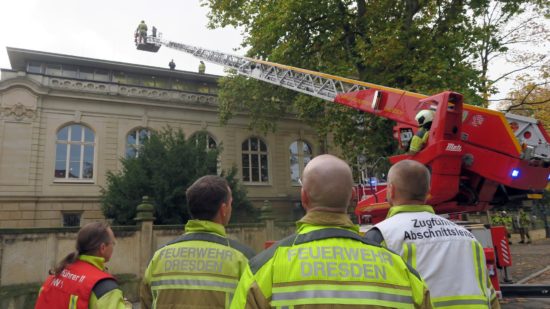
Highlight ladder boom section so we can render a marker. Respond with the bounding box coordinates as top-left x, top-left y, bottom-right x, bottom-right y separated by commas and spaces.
150, 36, 421, 109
